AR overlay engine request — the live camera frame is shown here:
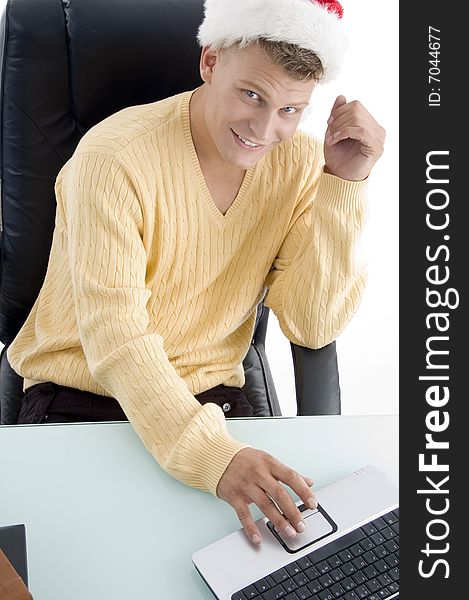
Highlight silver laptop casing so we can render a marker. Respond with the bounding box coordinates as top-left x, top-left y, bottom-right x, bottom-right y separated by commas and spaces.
192, 465, 398, 600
